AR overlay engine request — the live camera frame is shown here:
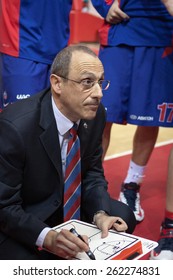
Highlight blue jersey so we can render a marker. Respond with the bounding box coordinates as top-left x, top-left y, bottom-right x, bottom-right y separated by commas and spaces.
0, 0, 72, 64
91, 0, 173, 46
